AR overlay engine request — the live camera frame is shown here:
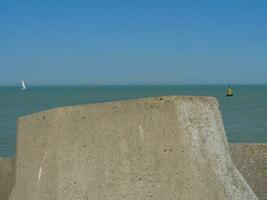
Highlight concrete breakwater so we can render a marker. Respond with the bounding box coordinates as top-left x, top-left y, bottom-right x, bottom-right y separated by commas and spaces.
0, 96, 265, 199
1, 144, 266, 200
0, 158, 15, 200
230, 144, 267, 200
